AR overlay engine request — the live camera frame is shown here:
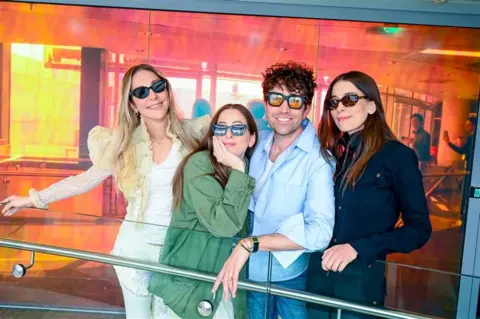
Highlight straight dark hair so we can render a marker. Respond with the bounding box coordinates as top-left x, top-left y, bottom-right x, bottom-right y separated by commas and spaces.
172, 103, 258, 208
319, 71, 397, 189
